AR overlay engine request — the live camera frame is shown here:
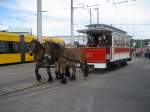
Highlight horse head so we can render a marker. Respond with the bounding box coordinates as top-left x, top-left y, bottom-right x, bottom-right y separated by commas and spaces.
45, 41, 61, 56
28, 40, 45, 62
